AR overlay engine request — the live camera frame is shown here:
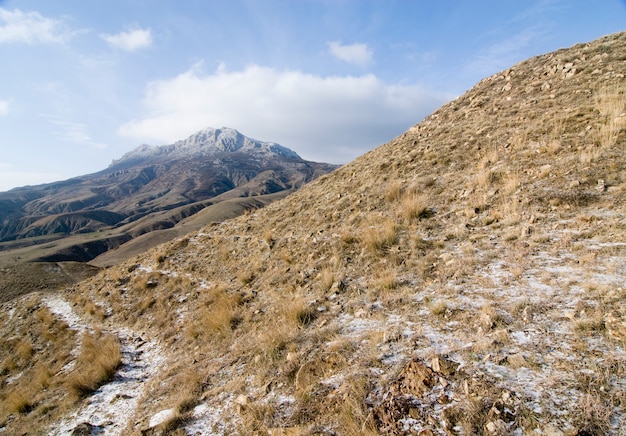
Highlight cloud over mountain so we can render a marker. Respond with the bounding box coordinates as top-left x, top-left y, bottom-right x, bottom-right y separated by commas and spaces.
118, 64, 446, 163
